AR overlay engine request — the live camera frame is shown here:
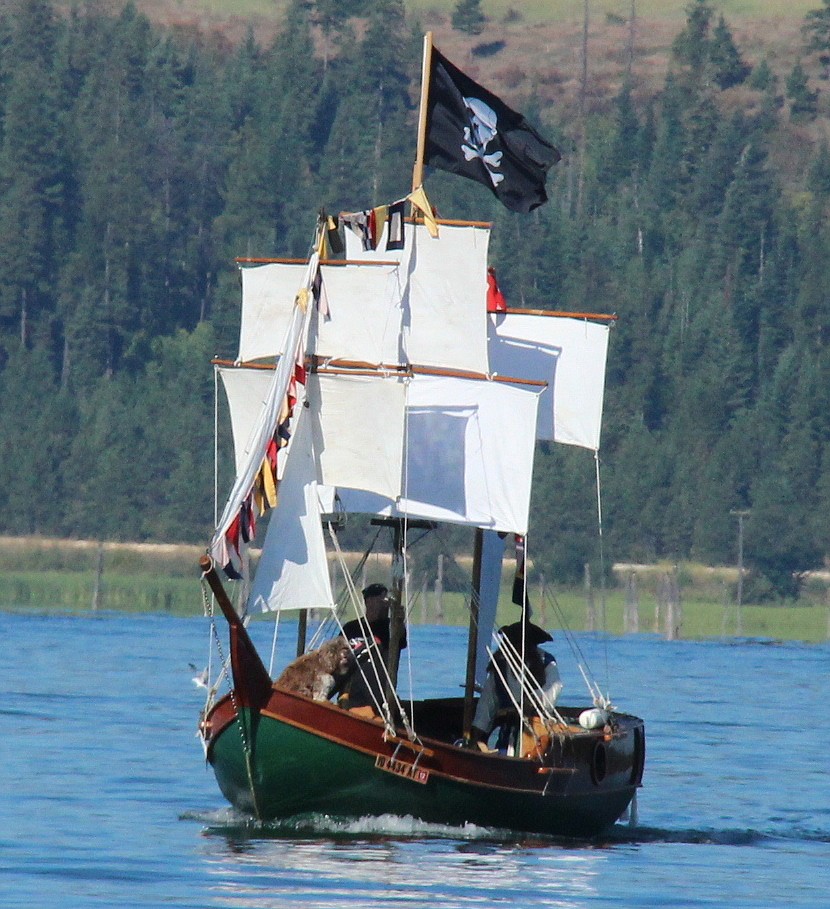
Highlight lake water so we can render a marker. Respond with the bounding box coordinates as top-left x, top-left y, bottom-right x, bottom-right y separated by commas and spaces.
1, 611, 828, 908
